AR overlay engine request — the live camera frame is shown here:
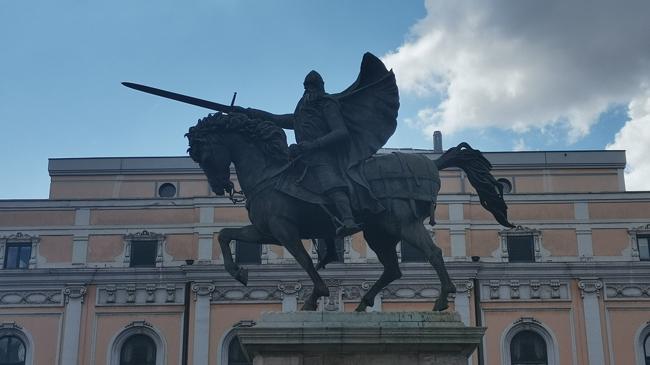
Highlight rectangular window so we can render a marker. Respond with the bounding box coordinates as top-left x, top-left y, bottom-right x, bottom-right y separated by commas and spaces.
638, 236, 650, 261
4, 243, 31, 269
235, 241, 262, 264
507, 235, 535, 263
315, 238, 345, 263
401, 242, 427, 263
130, 240, 157, 267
